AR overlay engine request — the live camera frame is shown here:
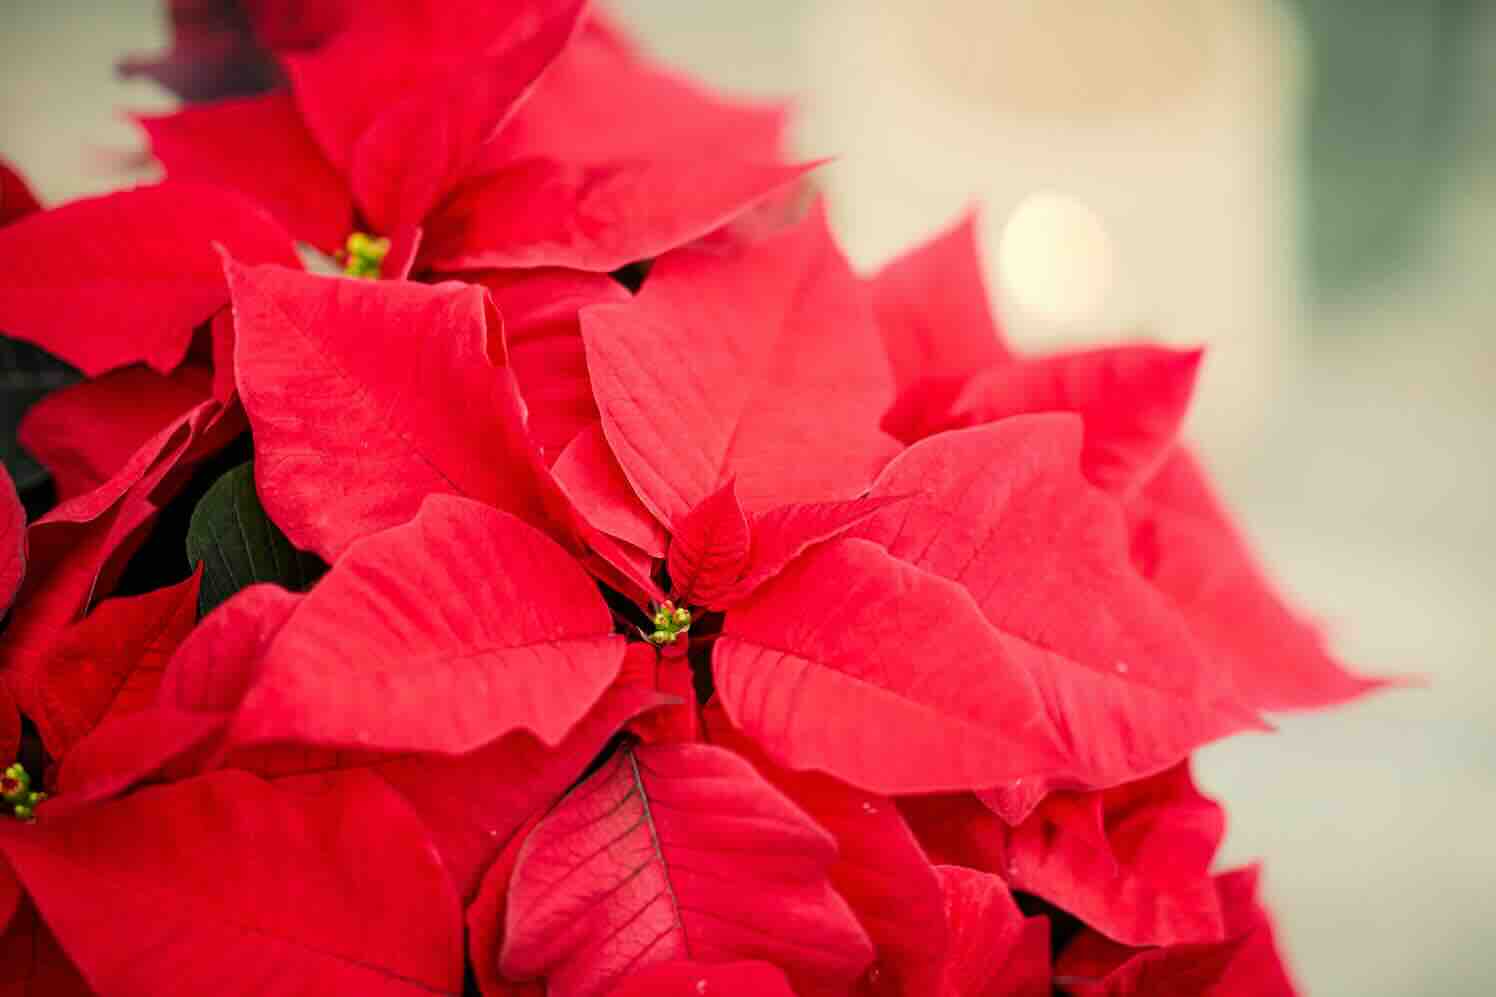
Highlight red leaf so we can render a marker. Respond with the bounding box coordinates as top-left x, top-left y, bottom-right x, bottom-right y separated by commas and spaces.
348, 2, 587, 235
493, 14, 788, 165
1004, 764, 1225, 947
139, 91, 352, 252
286, 0, 577, 172
375, 684, 663, 901
53, 583, 302, 810
226, 261, 580, 561
231, 495, 625, 754
726, 494, 911, 606
0, 160, 41, 228
424, 159, 816, 274
0, 468, 23, 616
580, 206, 898, 525
18, 363, 213, 502
0, 899, 93, 996
705, 704, 948, 994
1129, 452, 1390, 711
476, 268, 629, 464
1055, 867, 1299, 996
0, 182, 297, 376
715, 538, 1064, 794
619, 644, 698, 746
469, 820, 547, 994
0, 770, 465, 997
468, 813, 546, 997
606, 961, 797, 997
207, 305, 239, 403
853, 416, 1260, 808
32, 570, 202, 760
881, 373, 973, 445
668, 480, 751, 605
2, 399, 241, 733
553, 423, 667, 558
934, 866, 1050, 997
870, 210, 1009, 392
501, 742, 874, 996
929, 346, 1203, 495
907, 766, 1228, 948
221, 681, 663, 902
0, 686, 17, 775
